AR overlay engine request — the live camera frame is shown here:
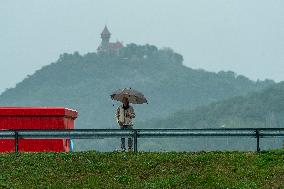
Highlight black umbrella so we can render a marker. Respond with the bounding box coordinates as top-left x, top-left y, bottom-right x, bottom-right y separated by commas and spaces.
110, 88, 148, 104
